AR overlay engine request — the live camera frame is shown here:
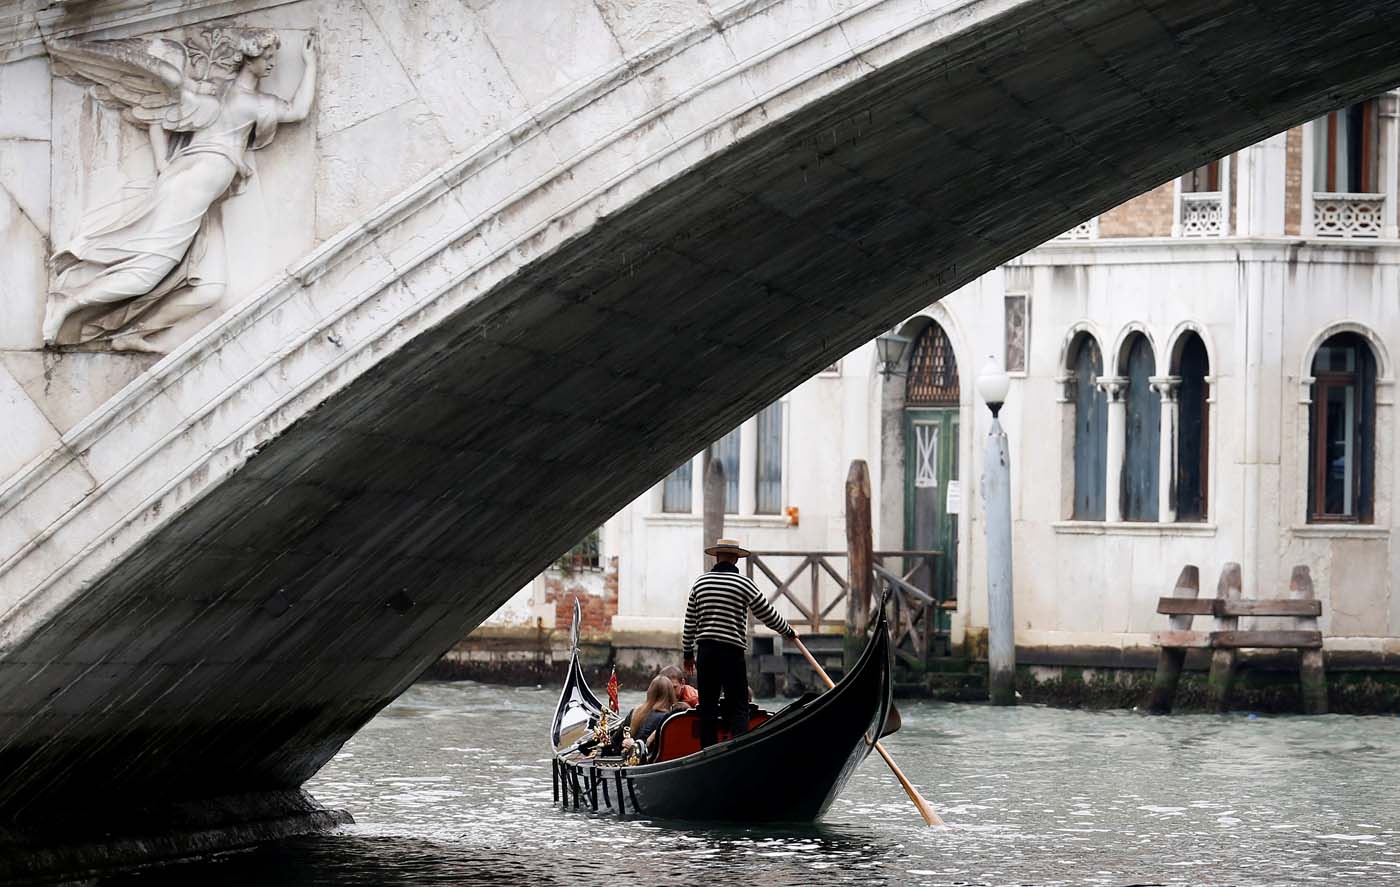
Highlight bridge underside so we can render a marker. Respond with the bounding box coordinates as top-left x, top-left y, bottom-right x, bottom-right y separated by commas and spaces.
3, 0, 1400, 862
